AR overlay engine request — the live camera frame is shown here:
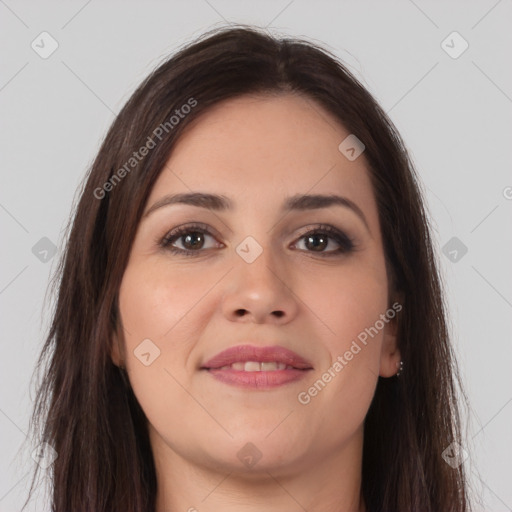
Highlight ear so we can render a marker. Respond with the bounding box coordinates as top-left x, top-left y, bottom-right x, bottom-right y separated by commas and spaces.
379, 302, 402, 378
110, 327, 125, 368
